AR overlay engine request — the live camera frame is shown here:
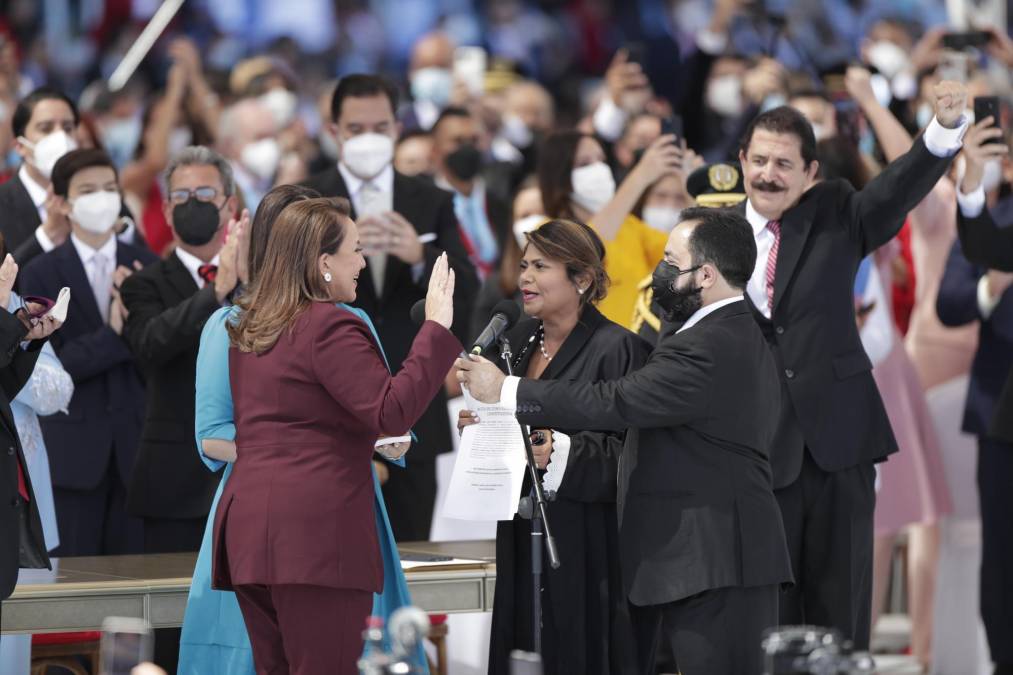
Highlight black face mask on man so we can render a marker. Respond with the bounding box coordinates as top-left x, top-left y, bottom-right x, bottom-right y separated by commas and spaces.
444, 143, 483, 182
651, 260, 703, 323
173, 199, 222, 246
